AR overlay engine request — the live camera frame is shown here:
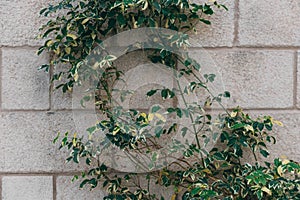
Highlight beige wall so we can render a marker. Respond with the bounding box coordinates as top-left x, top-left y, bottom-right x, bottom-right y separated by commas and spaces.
0, 0, 299, 199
